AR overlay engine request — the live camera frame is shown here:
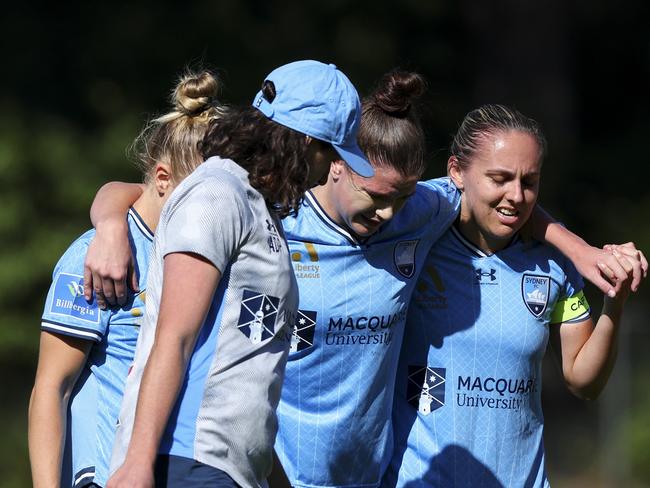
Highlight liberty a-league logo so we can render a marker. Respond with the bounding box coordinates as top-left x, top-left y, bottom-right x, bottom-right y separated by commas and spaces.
408, 365, 446, 415
521, 273, 550, 317
237, 289, 280, 343
394, 240, 418, 278
50, 273, 99, 323
290, 309, 316, 353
